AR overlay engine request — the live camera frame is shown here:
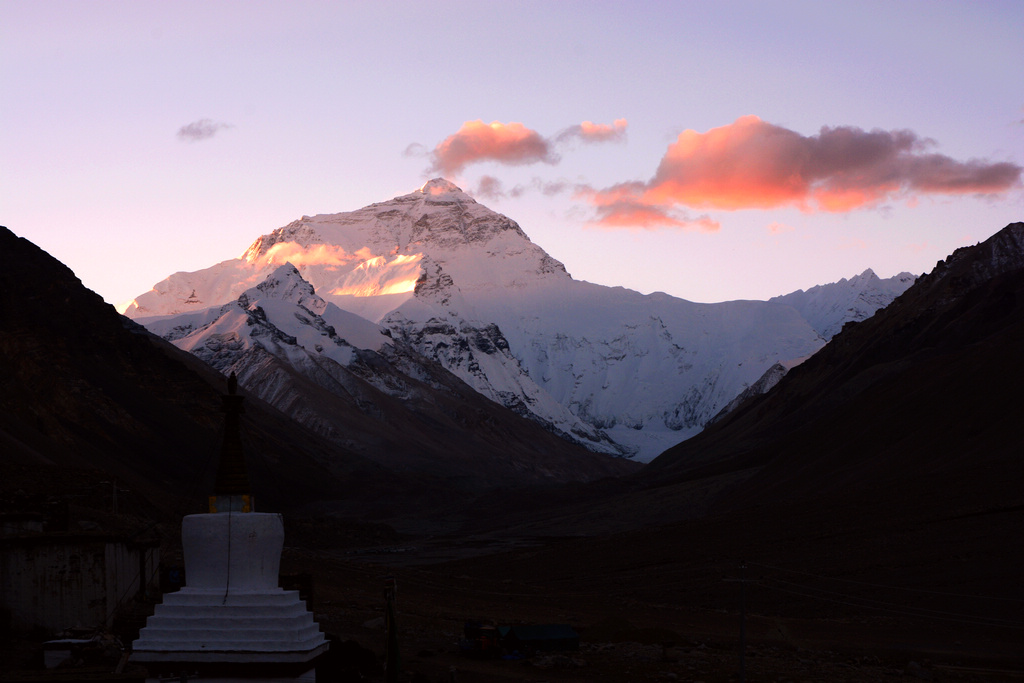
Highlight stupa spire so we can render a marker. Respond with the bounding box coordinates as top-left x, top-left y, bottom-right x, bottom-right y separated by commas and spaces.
209, 372, 253, 512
